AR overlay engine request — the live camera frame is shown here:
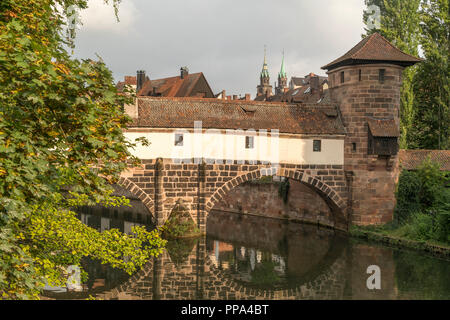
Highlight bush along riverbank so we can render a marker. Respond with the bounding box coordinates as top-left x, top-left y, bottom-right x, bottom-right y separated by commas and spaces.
161, 200, 203, 239
351, 158, 450, 258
